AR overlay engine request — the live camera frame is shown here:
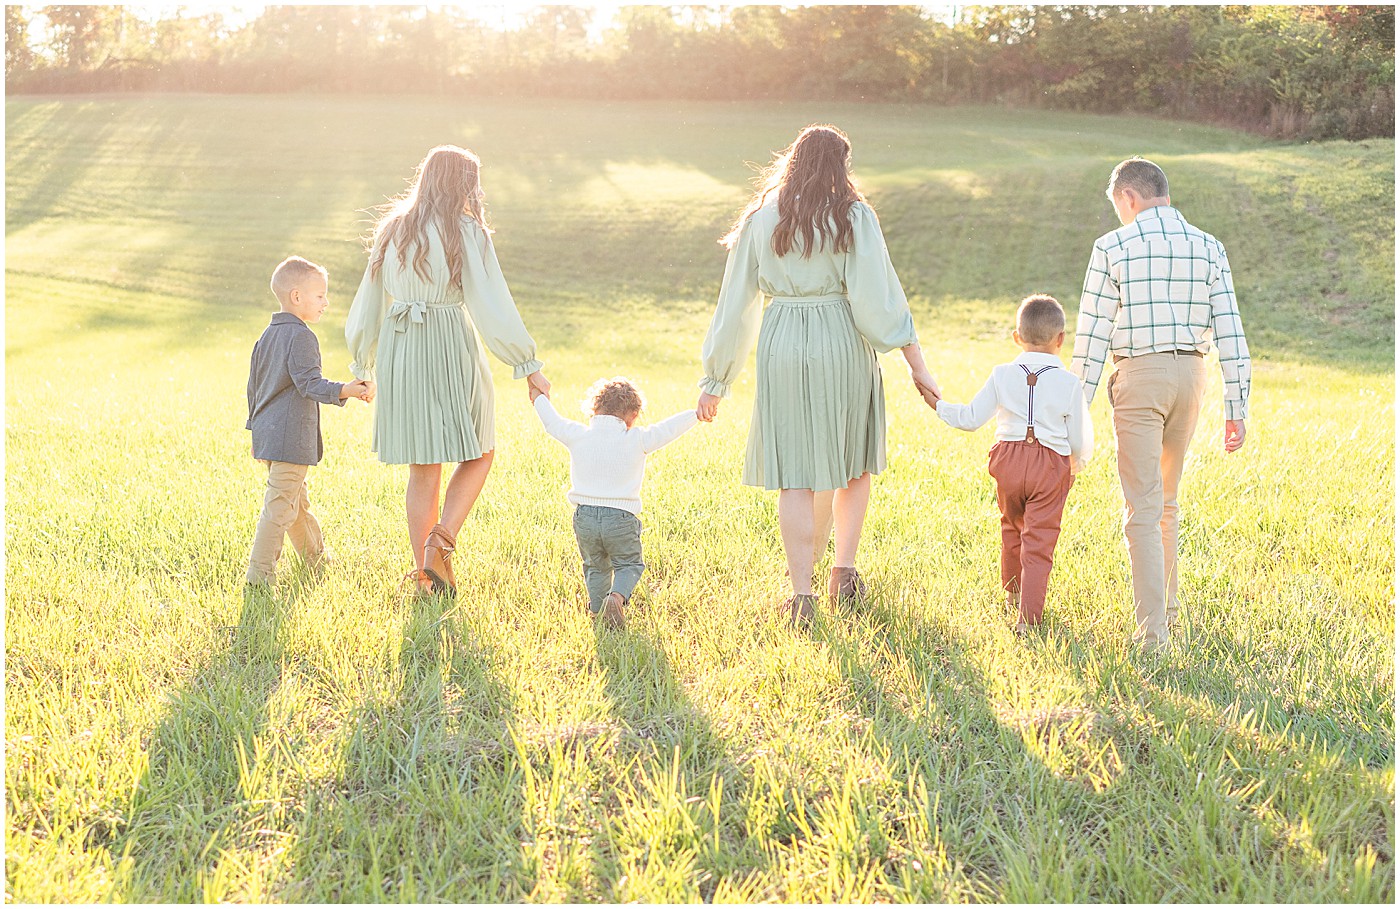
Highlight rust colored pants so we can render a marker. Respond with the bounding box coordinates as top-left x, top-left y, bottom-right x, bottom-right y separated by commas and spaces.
988, 440, 1074, 625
